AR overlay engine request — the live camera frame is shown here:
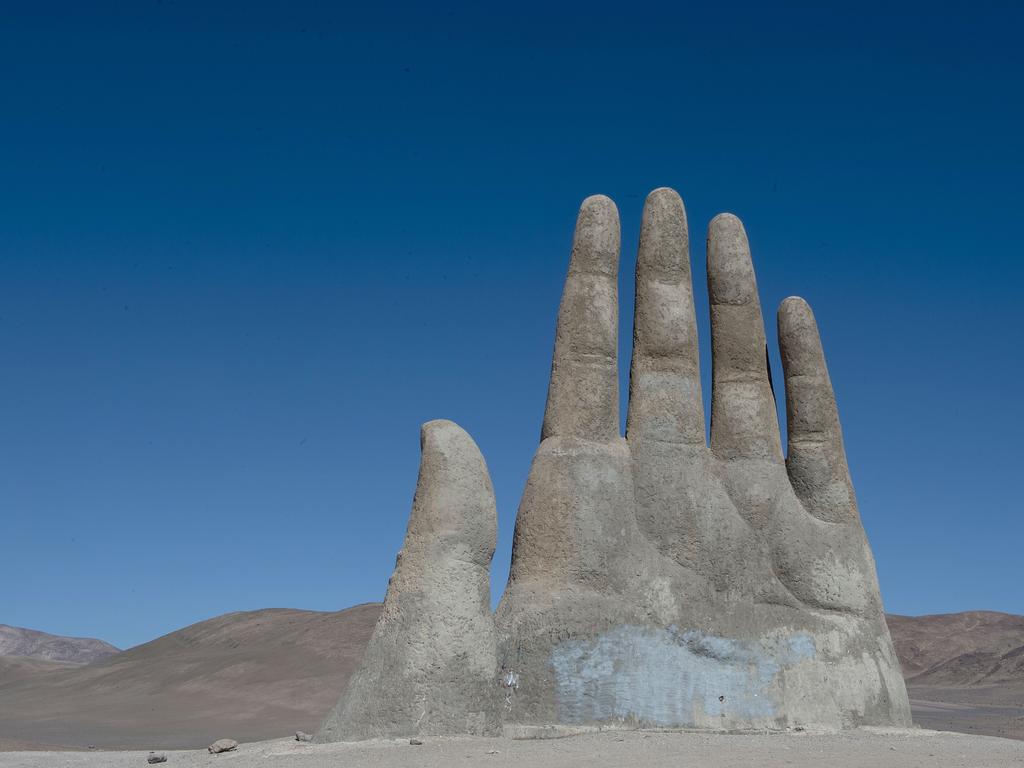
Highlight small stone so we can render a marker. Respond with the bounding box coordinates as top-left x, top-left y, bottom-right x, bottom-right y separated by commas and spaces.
409, 738, 424, 745
147, 753, 167, 764
207, 739, 238, 754
294, 731, 312, 742
487, 749, 500, 754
